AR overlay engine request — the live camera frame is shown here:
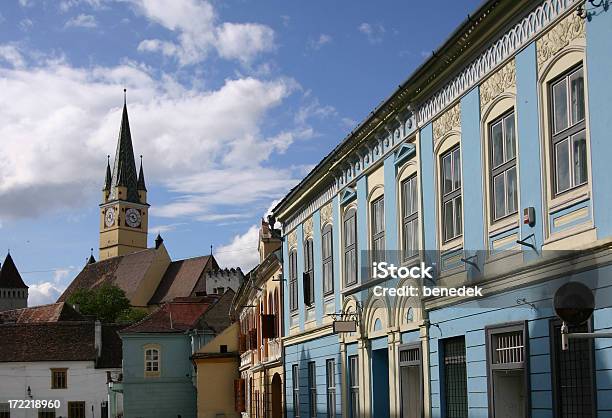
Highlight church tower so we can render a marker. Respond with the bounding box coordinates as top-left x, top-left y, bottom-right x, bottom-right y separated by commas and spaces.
99, 91, 149, 261
0, 252, 28, 312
